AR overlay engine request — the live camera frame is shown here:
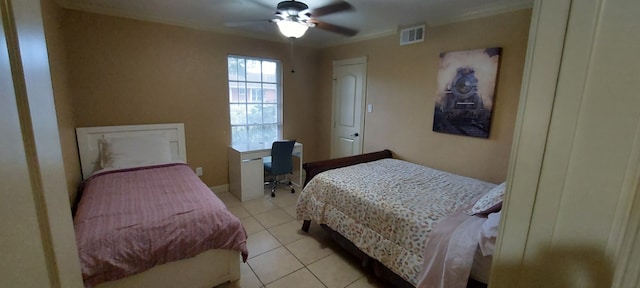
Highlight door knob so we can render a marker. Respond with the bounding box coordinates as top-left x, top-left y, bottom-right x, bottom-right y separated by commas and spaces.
350, 133, 359, 137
